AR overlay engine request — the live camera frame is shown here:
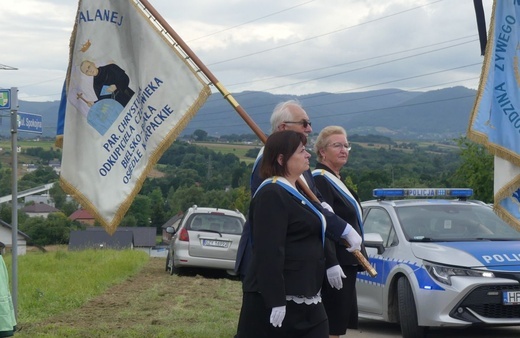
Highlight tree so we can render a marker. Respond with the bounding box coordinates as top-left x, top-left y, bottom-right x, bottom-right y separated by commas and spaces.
192, 129, 208, 141
0, 204, 29, 225
20, 213, 77, 246
229, 186, 250, 215
19, 166, 58, 190
149, 188, 166, 232
449, 137, 493, 202
168, 186, 205, 214
50, 183, 67, 209
61, 200, 80, 217
127, 195, 152, 226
